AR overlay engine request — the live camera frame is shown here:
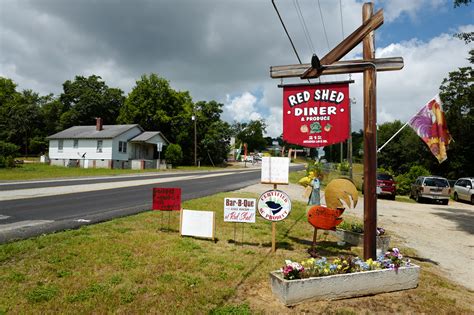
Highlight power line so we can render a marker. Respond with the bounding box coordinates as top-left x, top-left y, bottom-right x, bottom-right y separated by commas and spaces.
339, 0, 345, 40
294, 0, 316, 53
271, 0, 303, 64
338, 0, 351, 80
317, 0, 331, 51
